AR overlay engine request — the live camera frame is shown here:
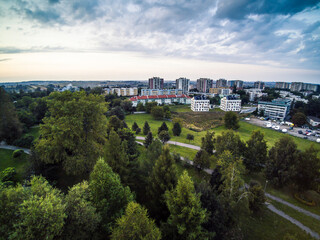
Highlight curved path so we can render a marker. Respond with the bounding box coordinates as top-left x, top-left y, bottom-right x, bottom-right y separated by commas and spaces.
136, 136, 201, 150
267, 203, 320, 239
0, 145, 31, 154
